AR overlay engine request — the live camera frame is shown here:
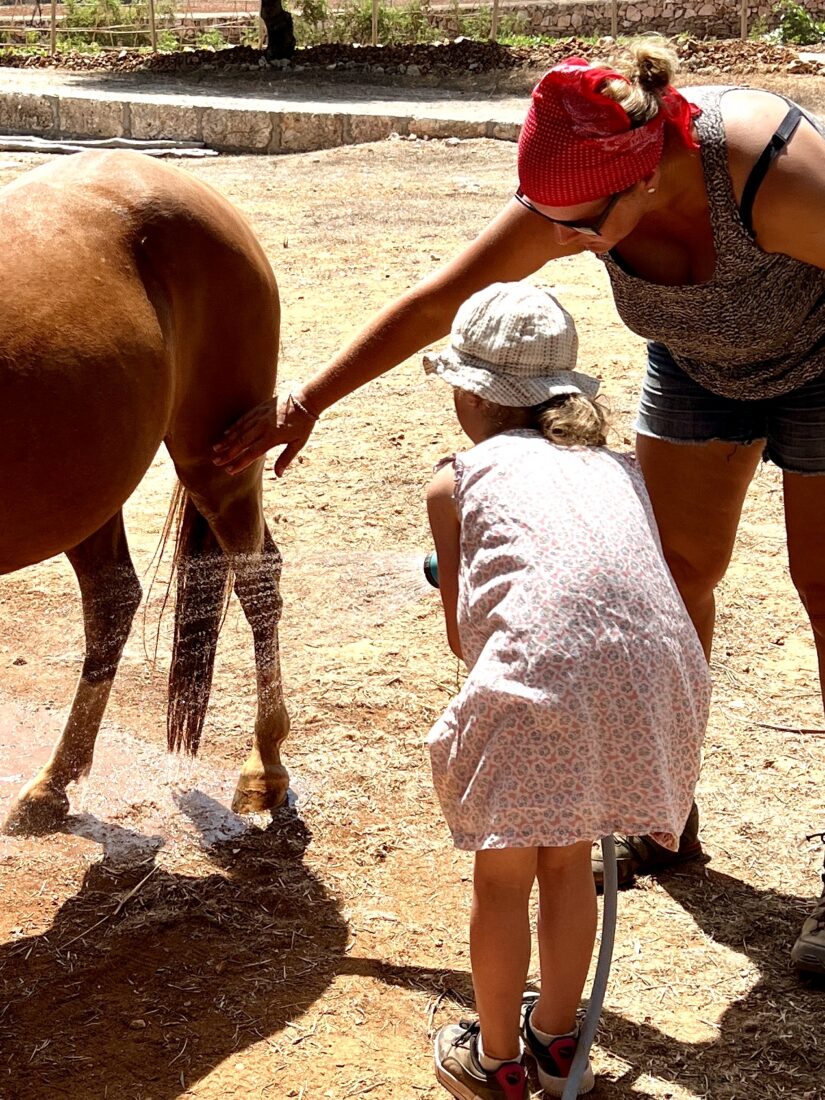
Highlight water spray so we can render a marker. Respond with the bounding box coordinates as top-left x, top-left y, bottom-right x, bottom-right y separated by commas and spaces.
422, 551, 618, 1096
